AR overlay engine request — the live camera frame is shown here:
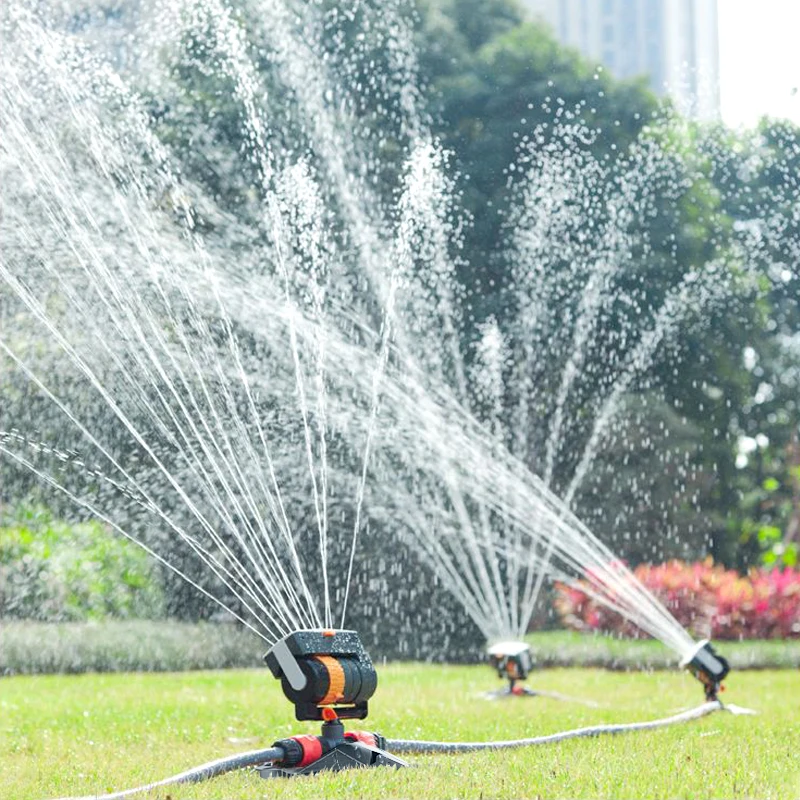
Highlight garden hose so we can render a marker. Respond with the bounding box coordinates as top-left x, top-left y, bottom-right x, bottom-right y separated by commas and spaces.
53, 745, 285, 800
52, 701, 754, 799
387, 700, 736, 754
